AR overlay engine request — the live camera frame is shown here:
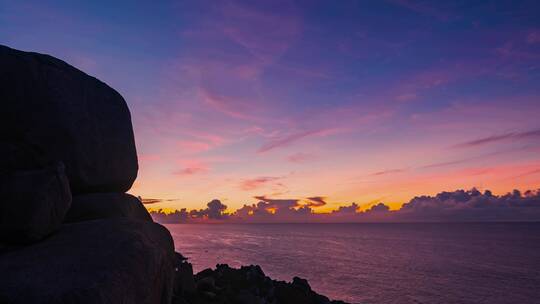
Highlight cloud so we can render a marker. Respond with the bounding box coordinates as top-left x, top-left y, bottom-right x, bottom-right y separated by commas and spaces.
150, 208, 189, 223
454, 128, 540, 148
154, 199, 229, 222
199, 87, 256, 121
240, 176, 282, 191
370, 169, 406, 176
232, 196, 312, 222
253, 195, 301, 210
287, 153, 315, 163
195, 199, 228, 219
258, 128, 339, 153
140, 197, 180, 205
141, 198, 162, 205
306, 196, 327, 207
150, 188, 540, 223
509, 168, 540, 179
174, 166, 208, 176
420, 159, 470, 169
366, 203, 390, 212
397, 188, 540, 221
177, 132, 227, 154
219, 1, 302, 64
173, 159, 209, 176
331, 203, 360, 214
